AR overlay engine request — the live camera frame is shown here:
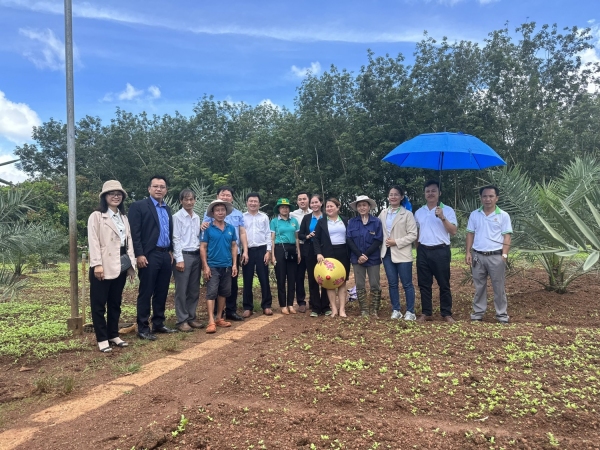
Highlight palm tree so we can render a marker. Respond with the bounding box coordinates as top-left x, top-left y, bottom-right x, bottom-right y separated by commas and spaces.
460, 156, 600, 293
